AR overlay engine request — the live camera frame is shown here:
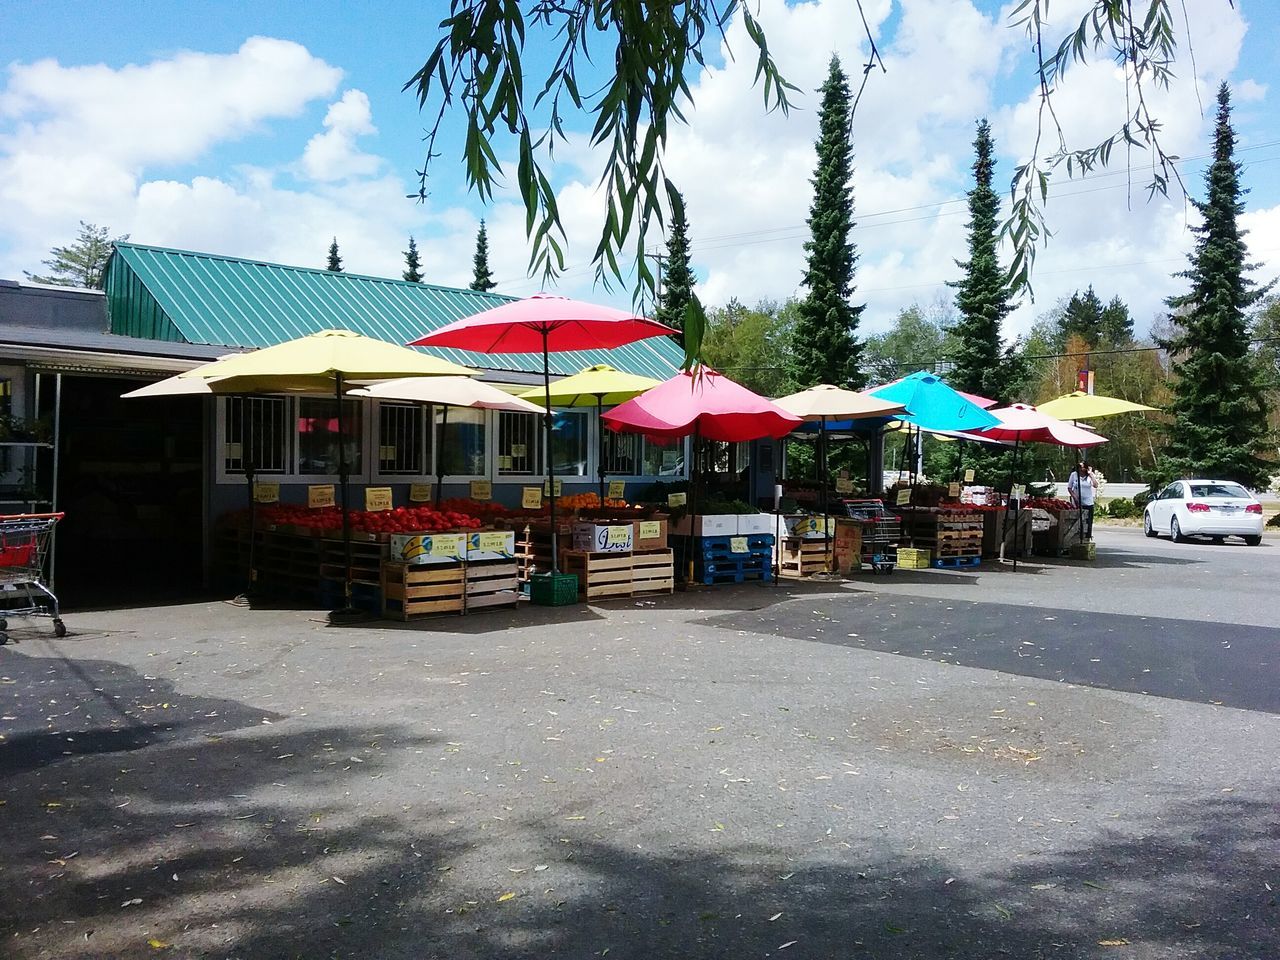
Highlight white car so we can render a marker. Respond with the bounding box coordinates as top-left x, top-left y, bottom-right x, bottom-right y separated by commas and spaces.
1143, 479, 1264, 545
